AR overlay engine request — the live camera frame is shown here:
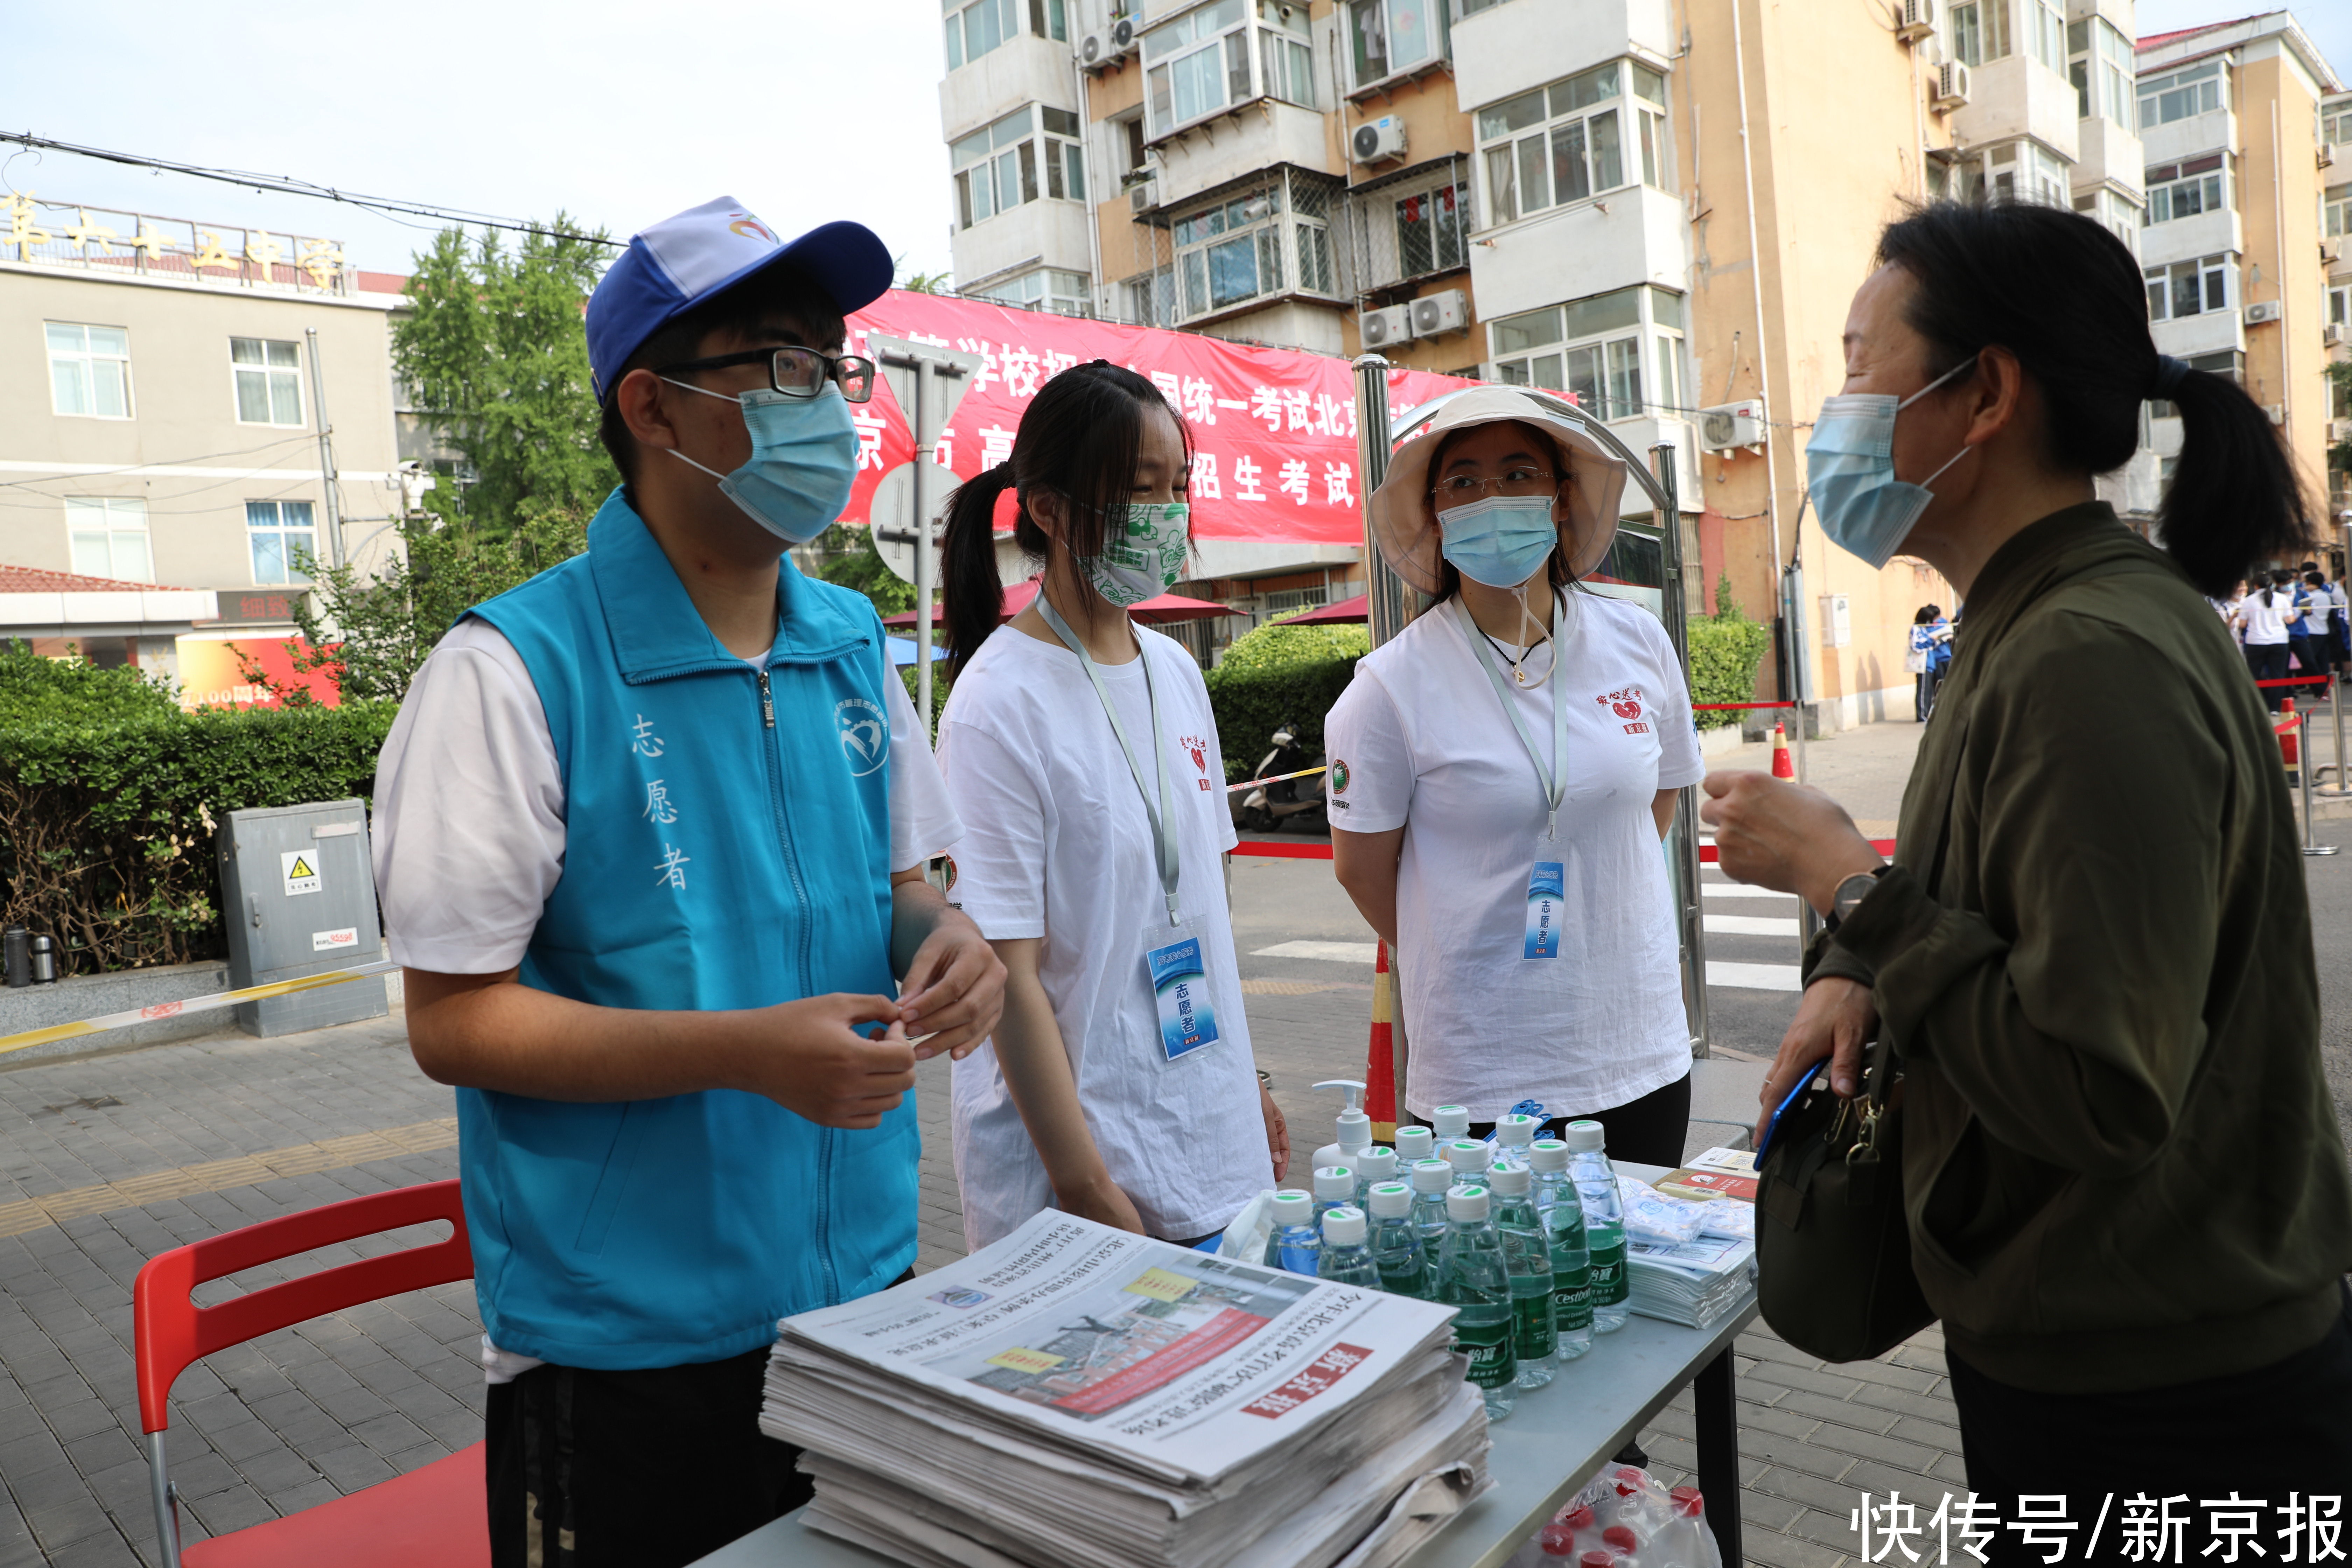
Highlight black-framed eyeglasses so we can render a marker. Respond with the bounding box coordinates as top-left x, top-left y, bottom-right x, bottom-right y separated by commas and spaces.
656, 346, 877, 404
1433, 467, 1560, 500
